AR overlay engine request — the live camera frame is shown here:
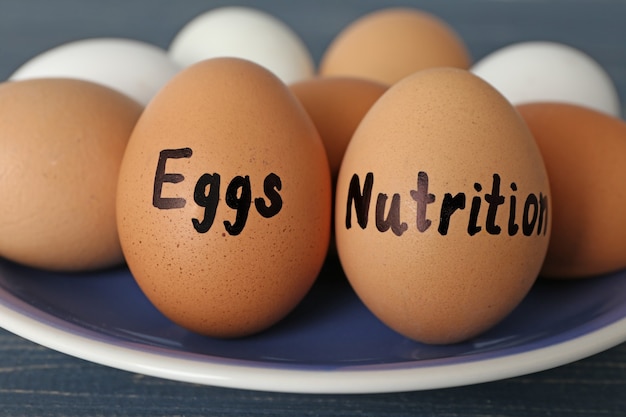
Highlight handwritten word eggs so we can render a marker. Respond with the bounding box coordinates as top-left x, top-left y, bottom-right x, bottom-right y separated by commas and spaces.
471, 41, 620, 117
335, 68, 551, 344
517, 102, 626, 278
319, 7, 471, 85
116, 58, 331, 338
0, 78, 142, 271
169, 6, 314, 84
10, 38, 181, 106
